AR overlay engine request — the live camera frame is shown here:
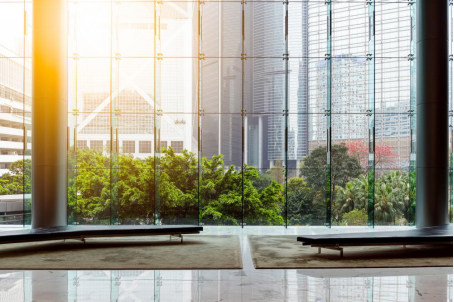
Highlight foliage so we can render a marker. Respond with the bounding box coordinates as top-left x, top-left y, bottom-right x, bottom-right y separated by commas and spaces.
333, 170, 411, 225
300, 144, 363, 191
339, 208, 368, 226
0, 144, 416, 227
286, 177, 324, 225
68, 148, 285, 225
0, 159, 31, 195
